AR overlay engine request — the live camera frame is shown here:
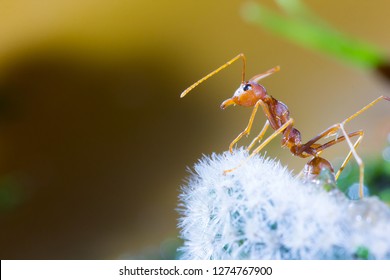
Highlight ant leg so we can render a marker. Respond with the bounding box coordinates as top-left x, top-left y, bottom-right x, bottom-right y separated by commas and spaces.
338, 124, 365, 198
311, 130, 364, 181
246, 120, 270, 152
229, 99, 273, 153
223, 118, 294, 174
249, 118, 294, 159
298, 95, 389, 153
304, 127, 365, 198
332, 95, 389, 140
229, 100, 262, 153
341, 95, 390, 125
309, 96, 389, 197
335, 131, 364, 181
180, 53, 246, 98
244, 99, 276, 152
